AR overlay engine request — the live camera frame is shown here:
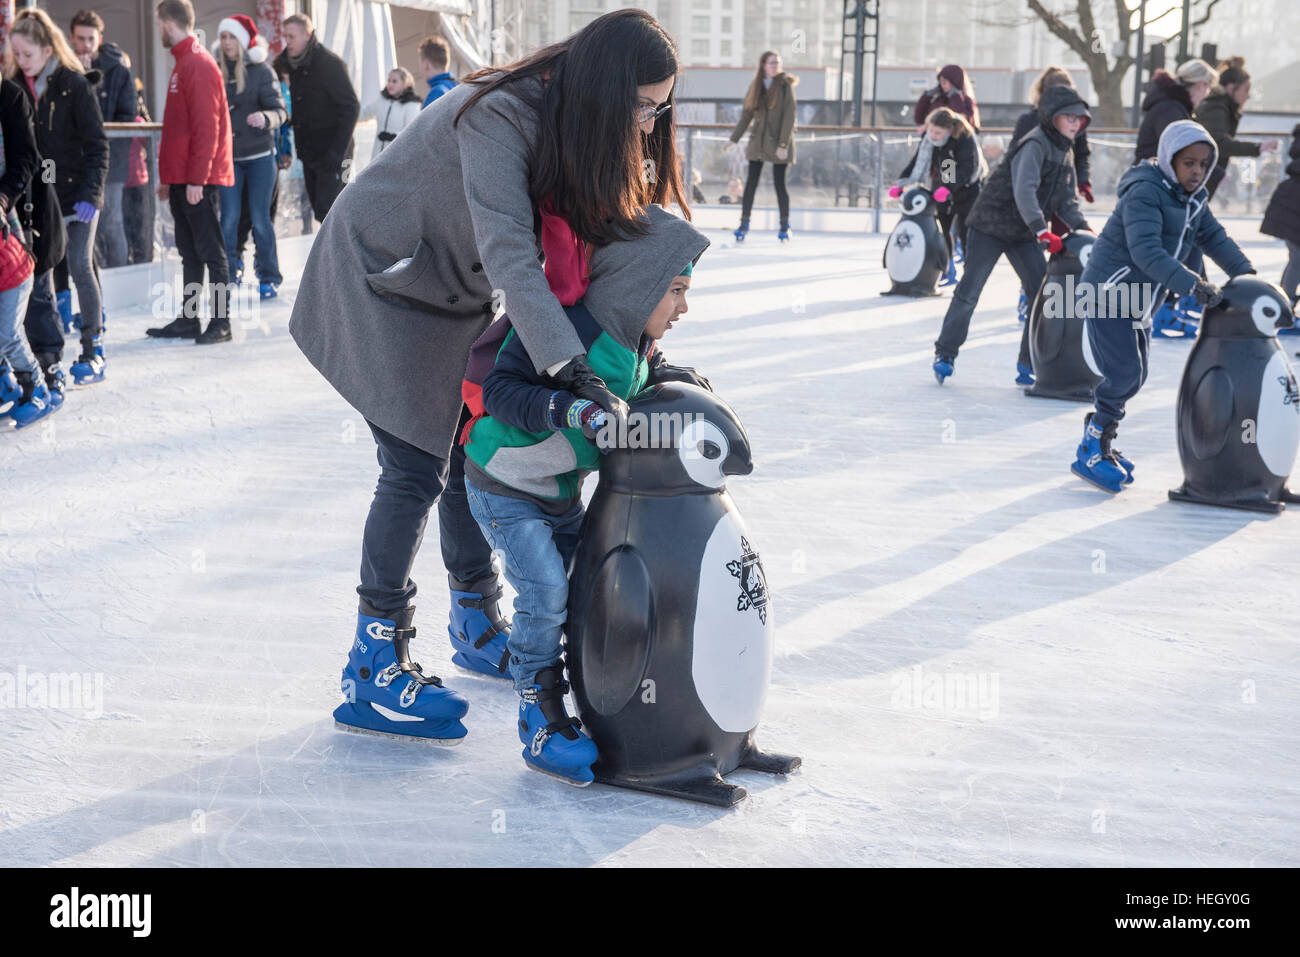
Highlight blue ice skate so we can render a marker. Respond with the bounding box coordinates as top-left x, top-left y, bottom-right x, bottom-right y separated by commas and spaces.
933, 353, 954, 384
1070, 418, 1127, 493
778, 224, 791, 243
1084, 412, 1134, 483
1151, 295, 1202, 338
447, 574, 511, 679
332, 608, 469, 743
953, 237, 964, 264
1017, 286, 1028, 323
938, 256, 958, 287
10, 370, 59, 429
70, 335, 106, 386
1015, 362, 1035, 386
259, 281, 278, 300
0, 362, 19, 417
733, 220, 749, 243
517, 665, 598, 786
